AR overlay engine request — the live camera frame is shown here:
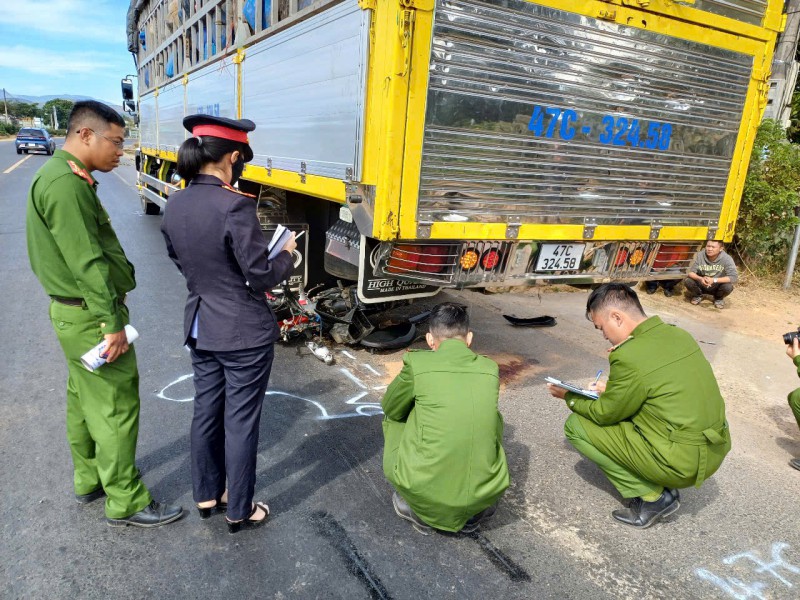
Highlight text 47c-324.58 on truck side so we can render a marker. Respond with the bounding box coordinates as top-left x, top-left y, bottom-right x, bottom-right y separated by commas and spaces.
124, 0, 783, 310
